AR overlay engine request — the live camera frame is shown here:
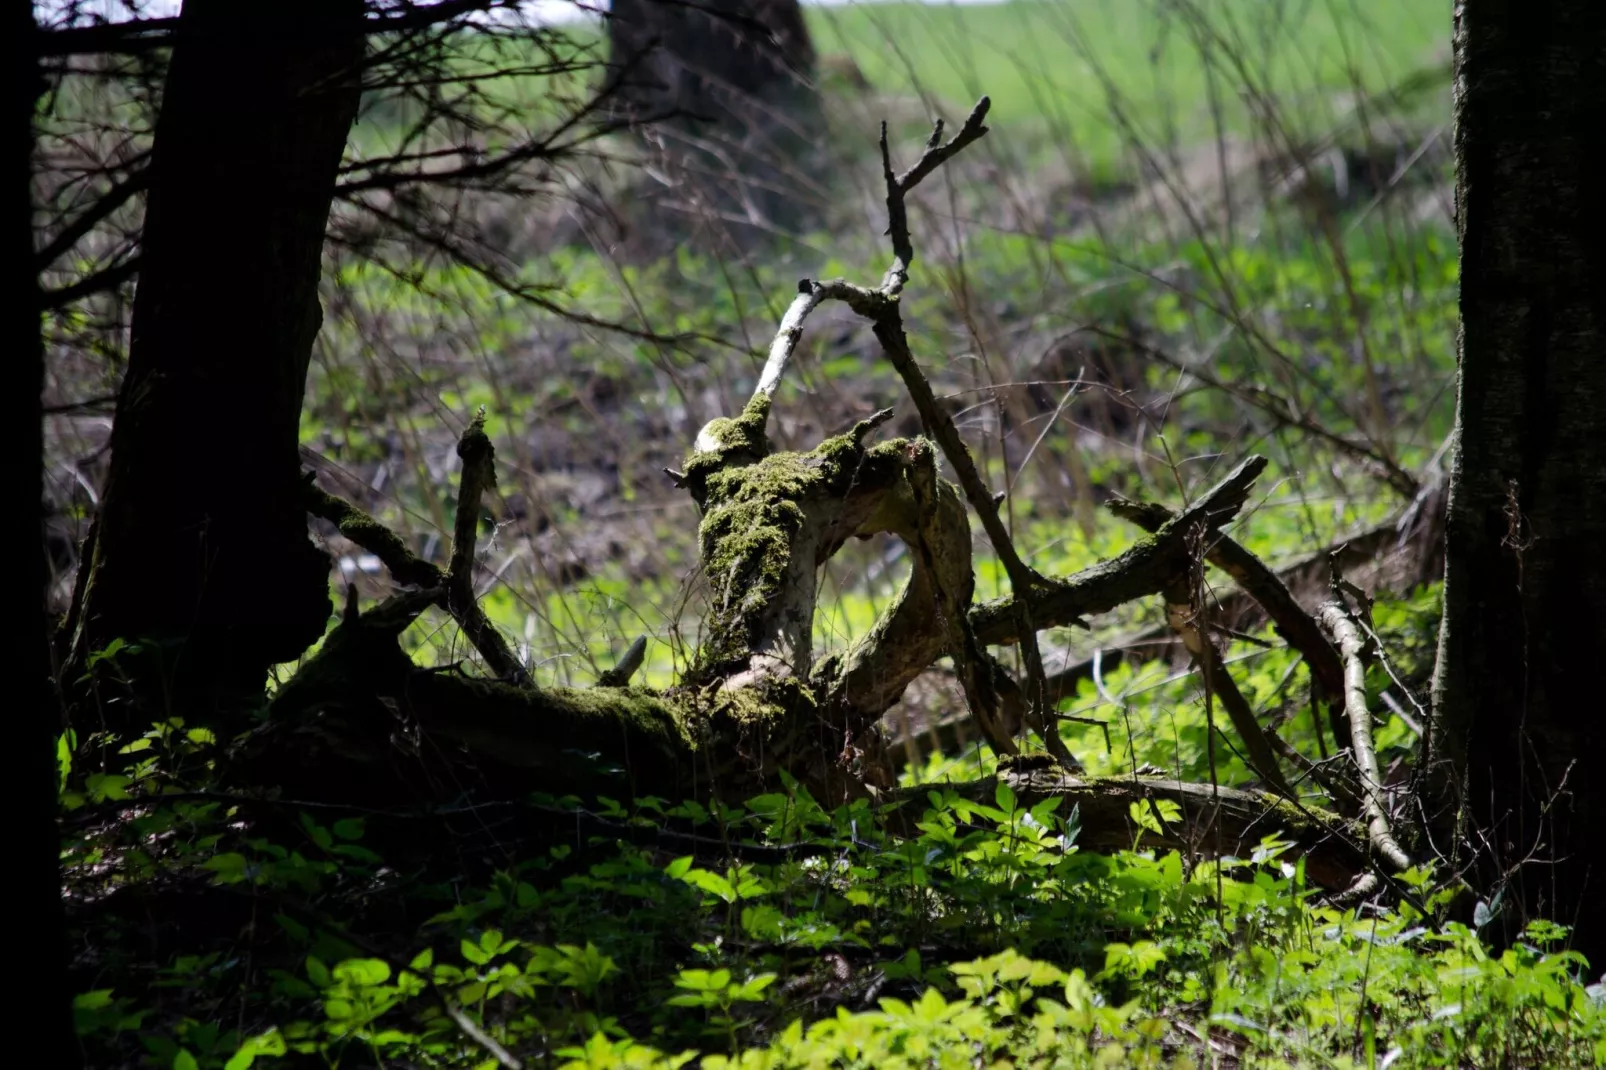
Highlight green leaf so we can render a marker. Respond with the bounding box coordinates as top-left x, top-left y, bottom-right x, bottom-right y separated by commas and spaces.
305, 956, 332, 988
201, 853, 251, 885
461, 938, 490, 966
332, 818, 365, 841
73, 989, 114, 1011
173, 1051, 200, 1070
85, 773, 132, 802
994, 781, 1018, 813
333, 958, 391, 986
